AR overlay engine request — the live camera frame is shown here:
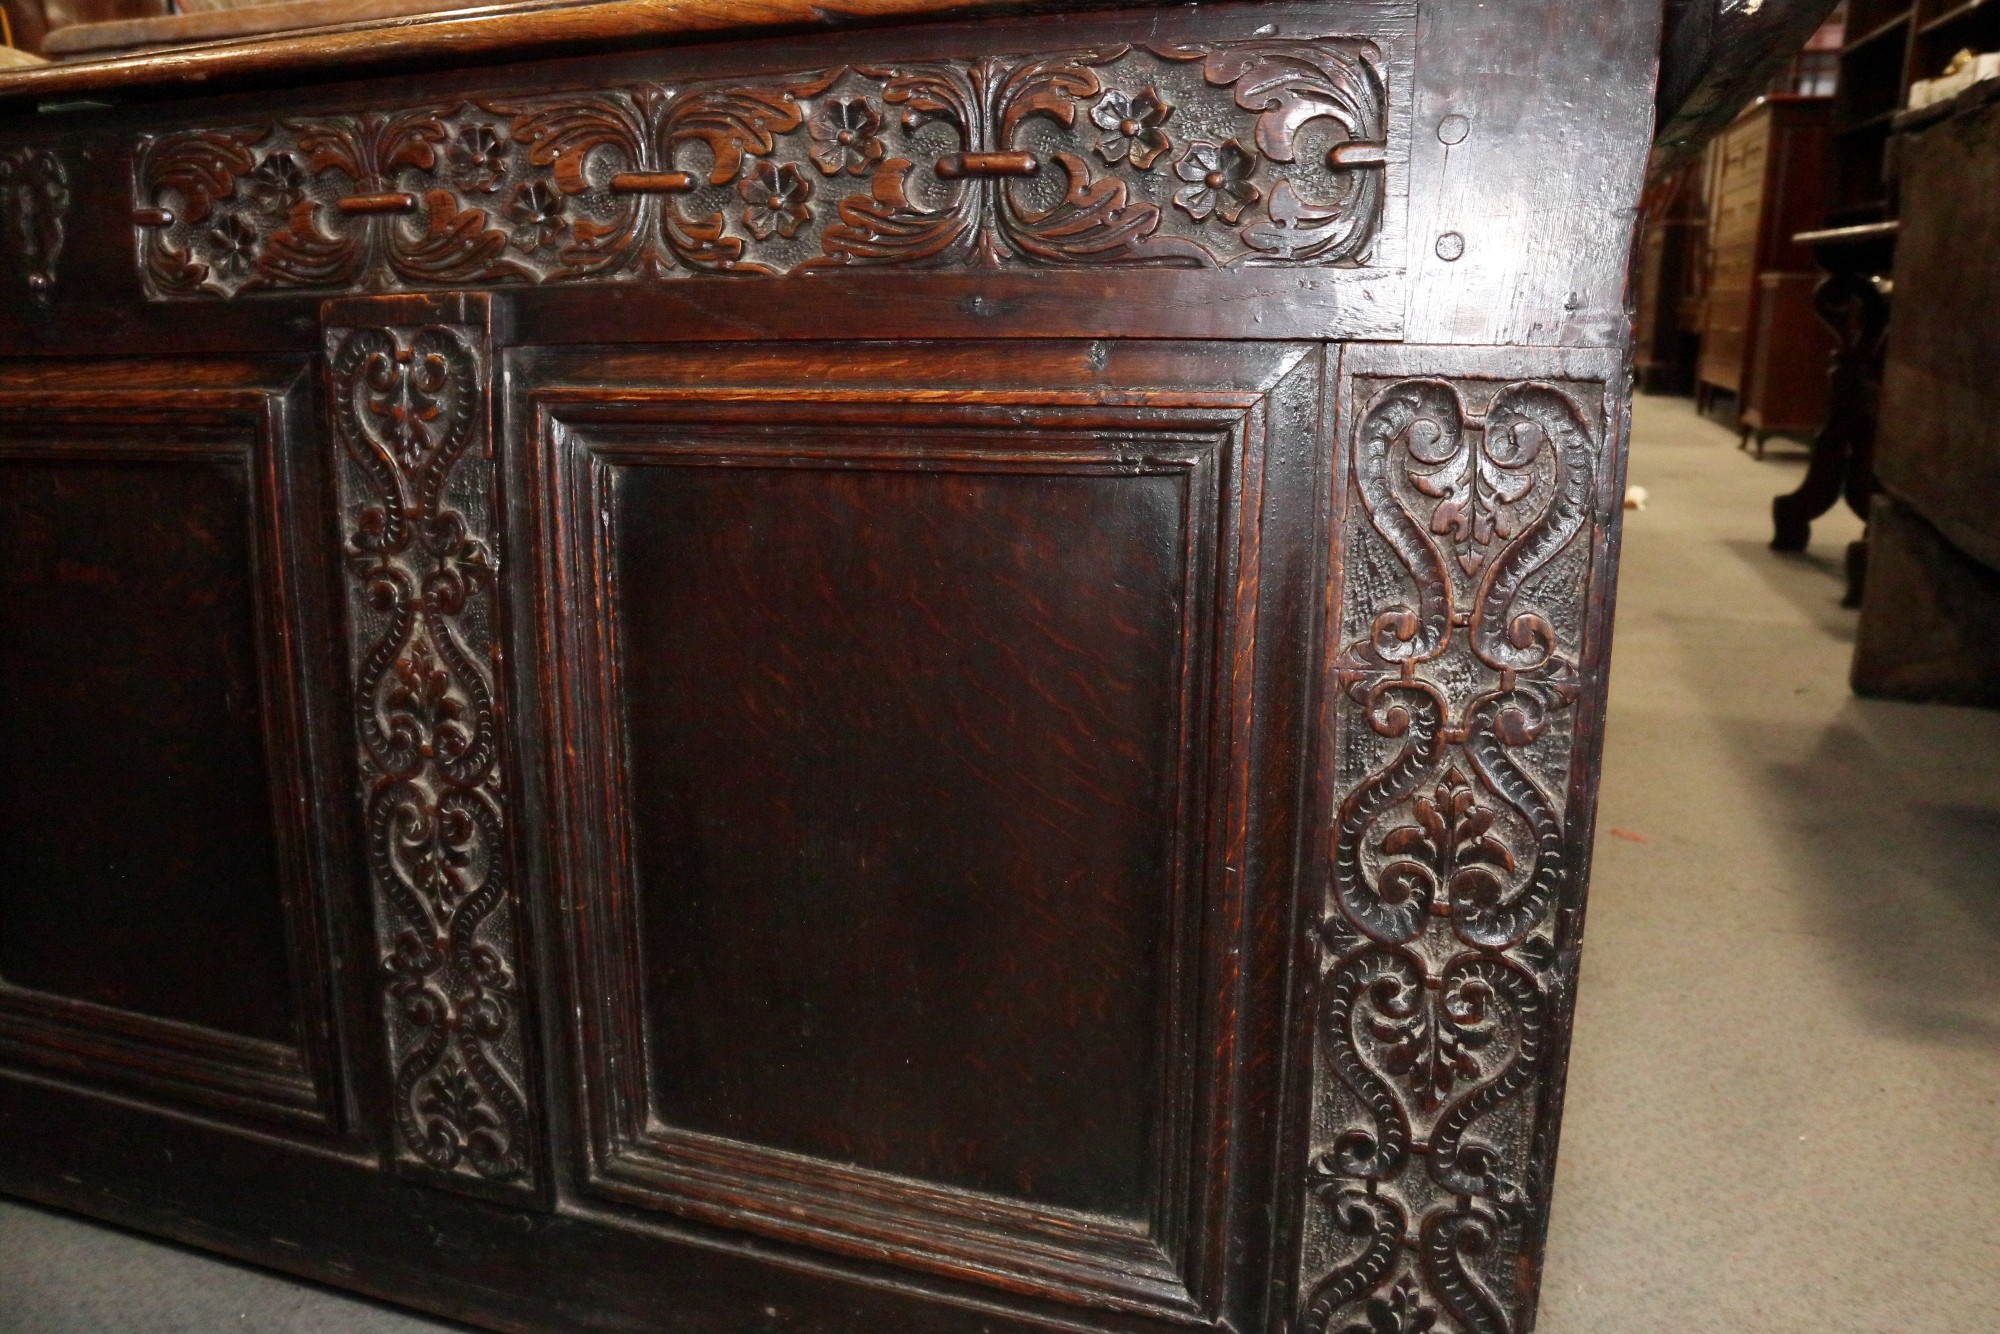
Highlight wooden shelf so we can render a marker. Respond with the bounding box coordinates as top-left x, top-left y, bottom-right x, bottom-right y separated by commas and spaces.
1844, 10, 1913, 55
1836, 108, 1901, 133
1922, 0, 2000, 36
